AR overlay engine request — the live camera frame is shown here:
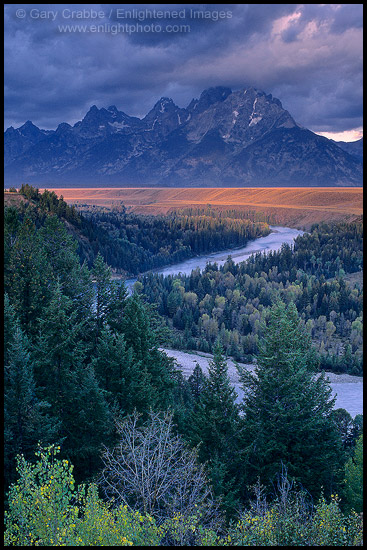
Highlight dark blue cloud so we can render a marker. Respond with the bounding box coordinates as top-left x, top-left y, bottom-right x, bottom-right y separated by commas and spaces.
4, 3, 363, 135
